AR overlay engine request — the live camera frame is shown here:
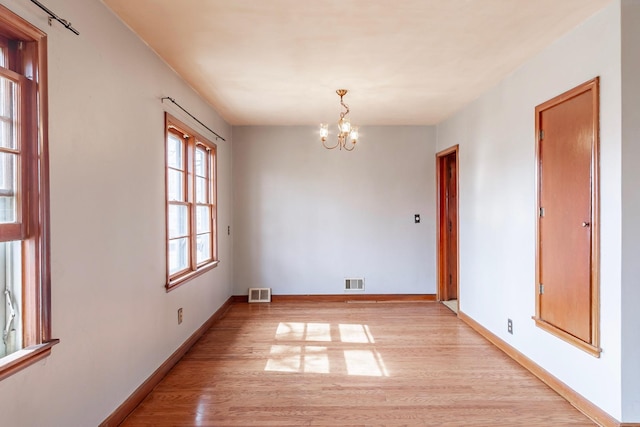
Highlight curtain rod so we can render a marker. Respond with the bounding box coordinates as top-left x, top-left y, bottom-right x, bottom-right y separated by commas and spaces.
30, 0, 79, 35
161, 97, 226, 141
